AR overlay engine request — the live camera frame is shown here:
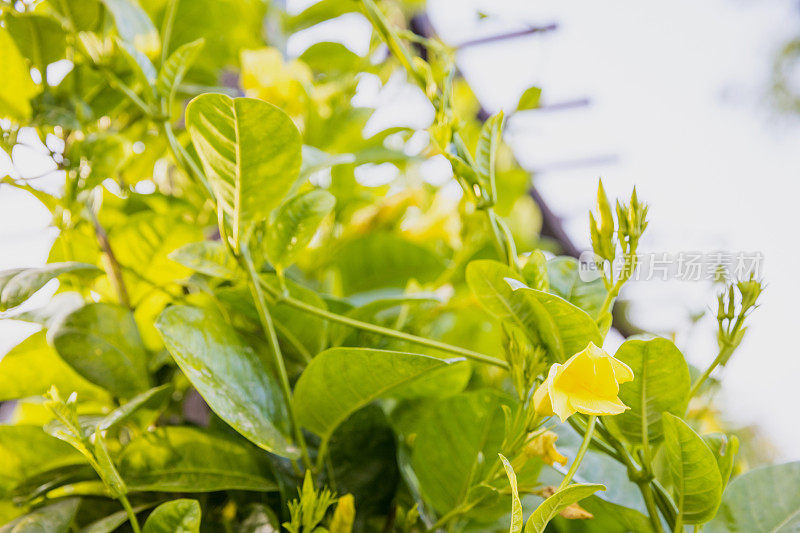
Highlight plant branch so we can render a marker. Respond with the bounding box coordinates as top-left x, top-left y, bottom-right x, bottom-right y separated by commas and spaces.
257, 277, 509, 369
90, 210, 130, 308
559, 415, 595, 489
242, 245, 312, 470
